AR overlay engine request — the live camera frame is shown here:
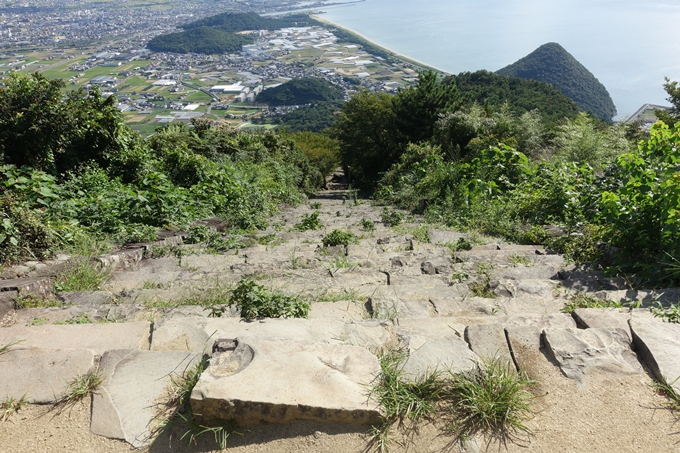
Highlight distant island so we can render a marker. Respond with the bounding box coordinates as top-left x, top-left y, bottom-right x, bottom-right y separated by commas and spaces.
497, 42, 616, 121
